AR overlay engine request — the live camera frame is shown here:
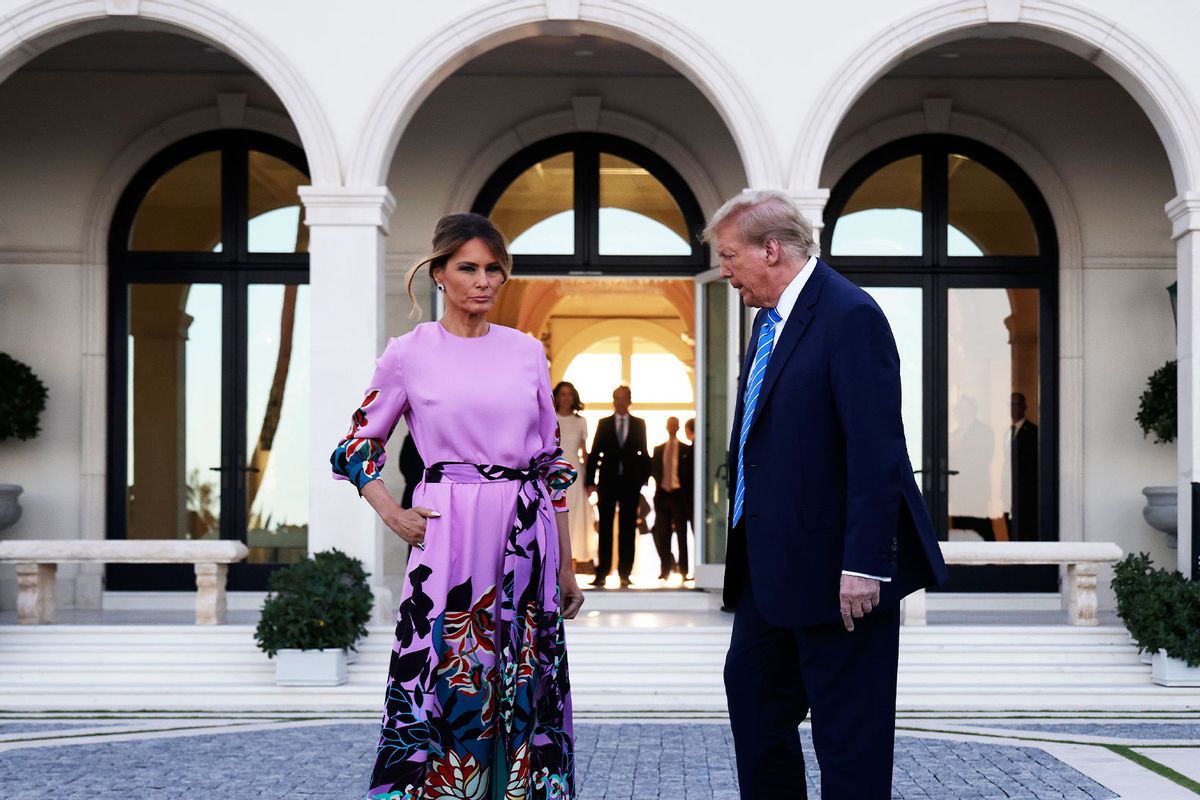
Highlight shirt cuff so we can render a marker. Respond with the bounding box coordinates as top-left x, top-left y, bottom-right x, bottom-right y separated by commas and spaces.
842, 570, 892, 583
